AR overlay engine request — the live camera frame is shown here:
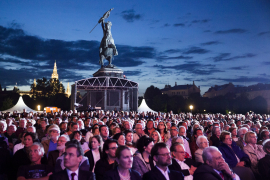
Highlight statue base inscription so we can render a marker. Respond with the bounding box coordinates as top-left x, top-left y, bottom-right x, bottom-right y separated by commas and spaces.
93, 66, 123, 78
